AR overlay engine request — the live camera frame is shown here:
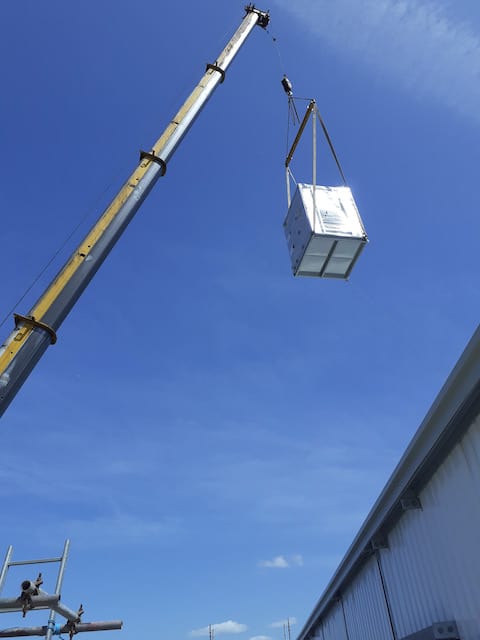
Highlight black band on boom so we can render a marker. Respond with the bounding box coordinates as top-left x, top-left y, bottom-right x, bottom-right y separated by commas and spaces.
206, 63, 225, 83
14, 314, 57, 345
139, 150, 167, 176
